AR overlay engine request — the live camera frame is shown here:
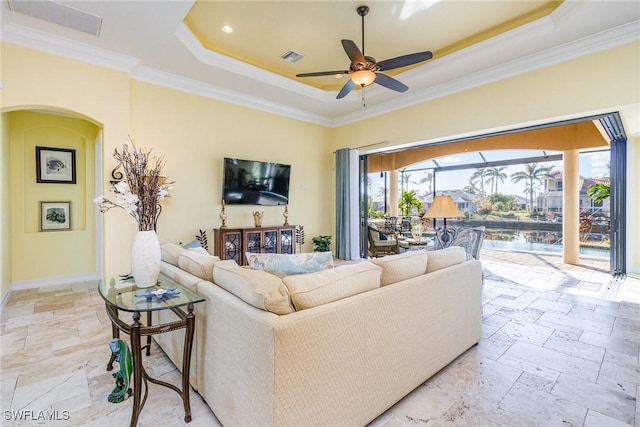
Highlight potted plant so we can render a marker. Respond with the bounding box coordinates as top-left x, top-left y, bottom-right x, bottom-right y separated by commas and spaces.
312, 235, 332, 252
